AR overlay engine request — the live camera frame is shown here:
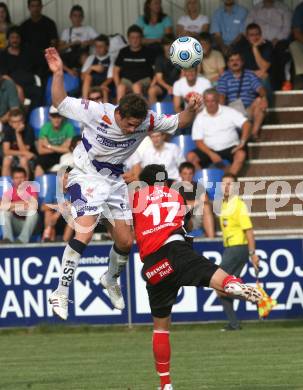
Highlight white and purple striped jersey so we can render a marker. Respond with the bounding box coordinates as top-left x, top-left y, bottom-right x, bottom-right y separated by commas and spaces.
57, 97, 179, 176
